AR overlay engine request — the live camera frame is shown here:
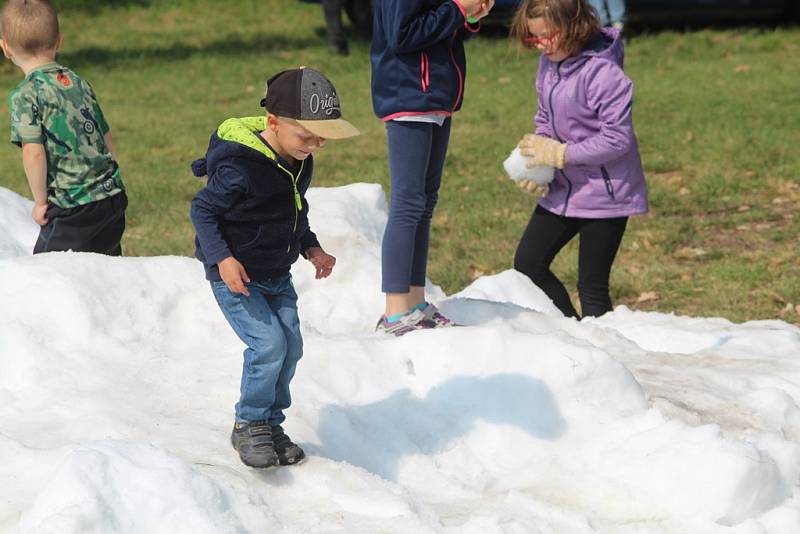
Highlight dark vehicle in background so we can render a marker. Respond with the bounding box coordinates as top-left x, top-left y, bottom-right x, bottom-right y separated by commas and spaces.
492, 0, 797, 24
487, 0, 525, 22
304, 0, 798, 37
626, 0, 796, 23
